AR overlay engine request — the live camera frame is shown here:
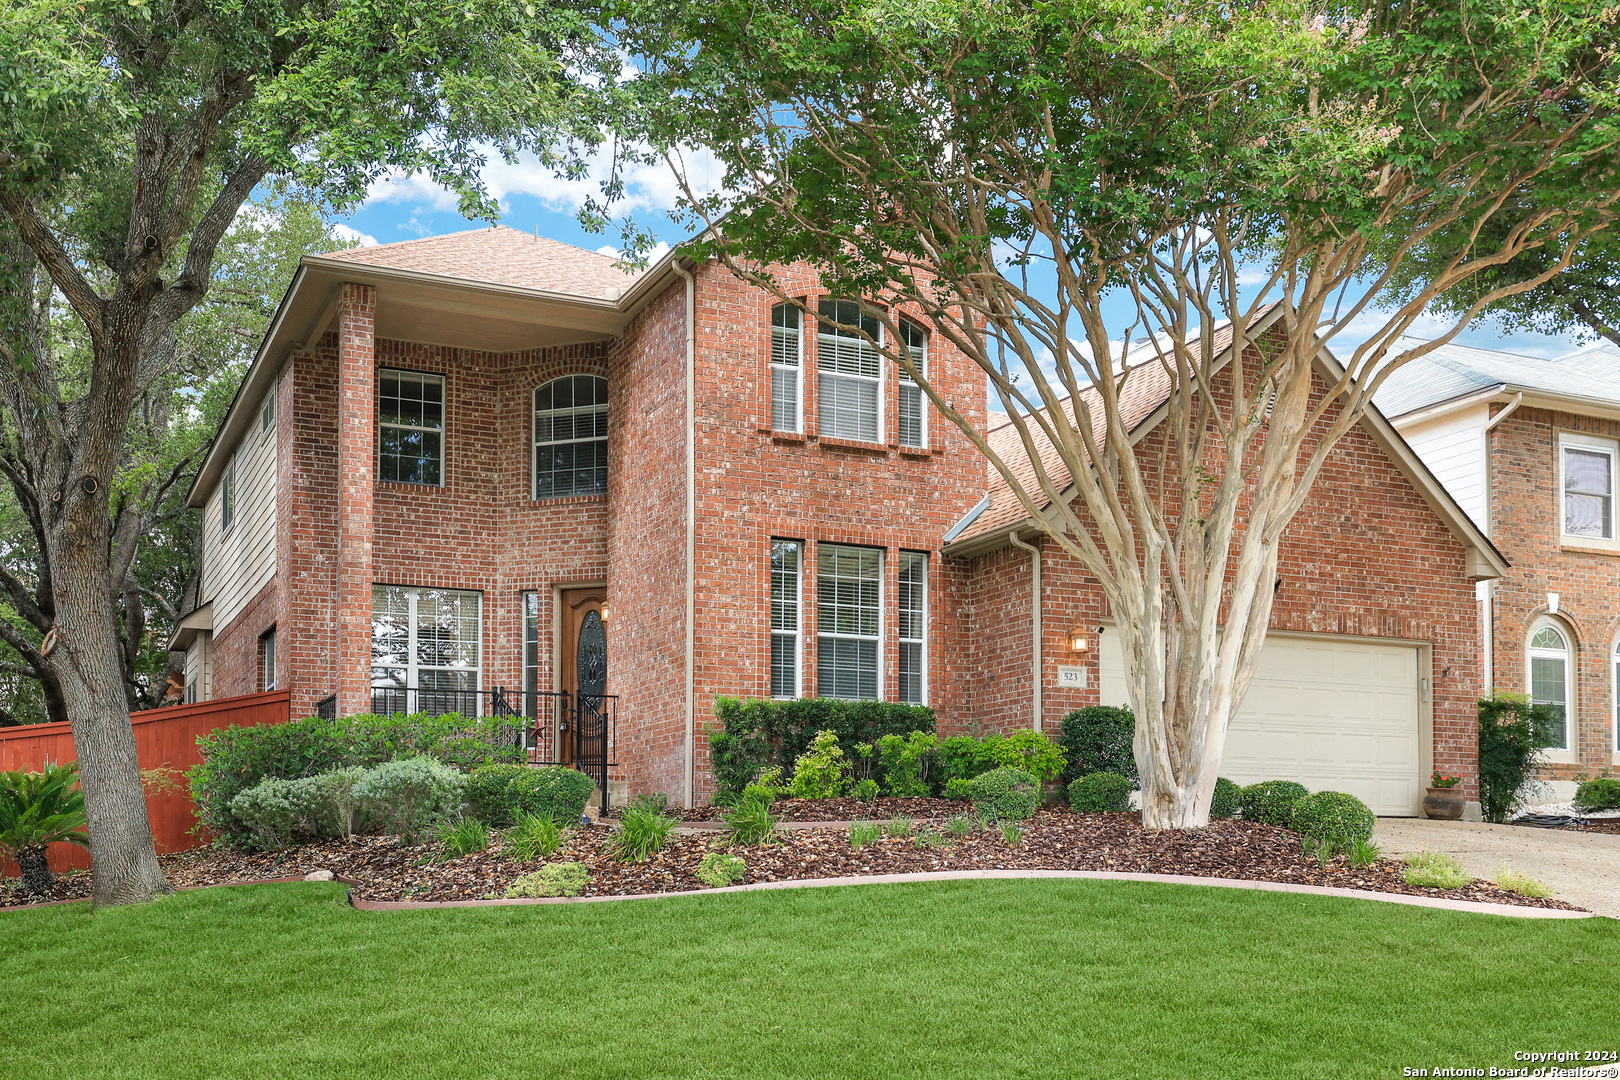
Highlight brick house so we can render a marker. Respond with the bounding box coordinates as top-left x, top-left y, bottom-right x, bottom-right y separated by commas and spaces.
175, 226, 1504, 813
1377, 339, 1620, 797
